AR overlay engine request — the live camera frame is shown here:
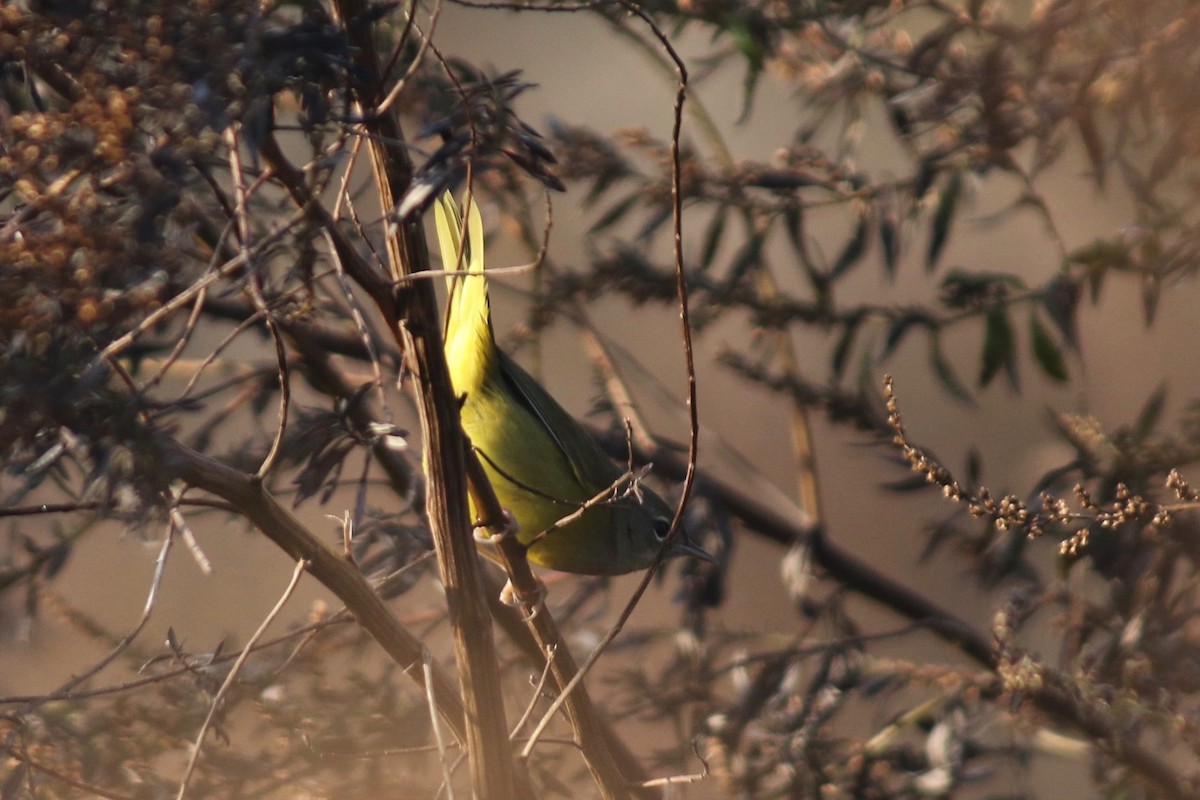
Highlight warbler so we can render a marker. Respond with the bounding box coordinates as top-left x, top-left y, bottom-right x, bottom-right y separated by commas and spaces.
436, 192, 711, 575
